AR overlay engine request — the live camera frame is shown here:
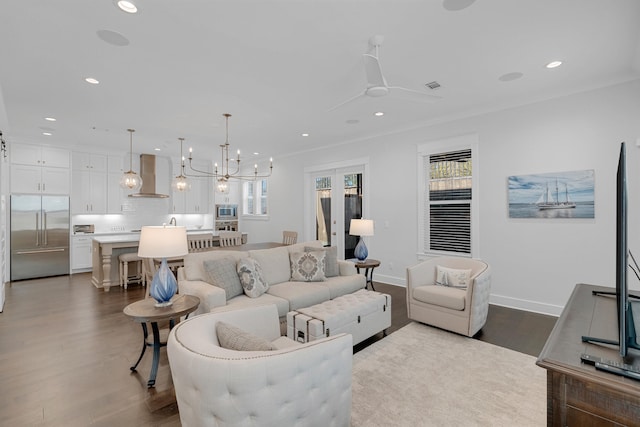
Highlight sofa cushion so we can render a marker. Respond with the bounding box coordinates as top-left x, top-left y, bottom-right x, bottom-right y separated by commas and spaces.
216, 321, 275, 351
290, 251, 326, 282
249, 246, 291, 285
267, 281, 331, 311
237, 258, 269, 298
183, 250, 244, 281
413, 285, 466, 311
436, 265, 472, 289
203, 258, 244, 300
305, 246, 339, 277
318, 274, 366, 299
221, 294, 291, 318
